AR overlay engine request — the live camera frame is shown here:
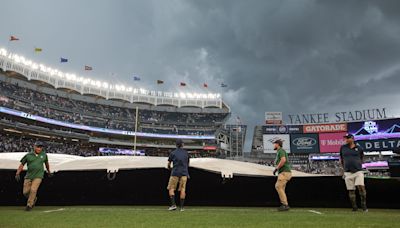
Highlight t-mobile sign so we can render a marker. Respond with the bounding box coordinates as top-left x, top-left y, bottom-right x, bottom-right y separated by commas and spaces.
319, 132, 347, 153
